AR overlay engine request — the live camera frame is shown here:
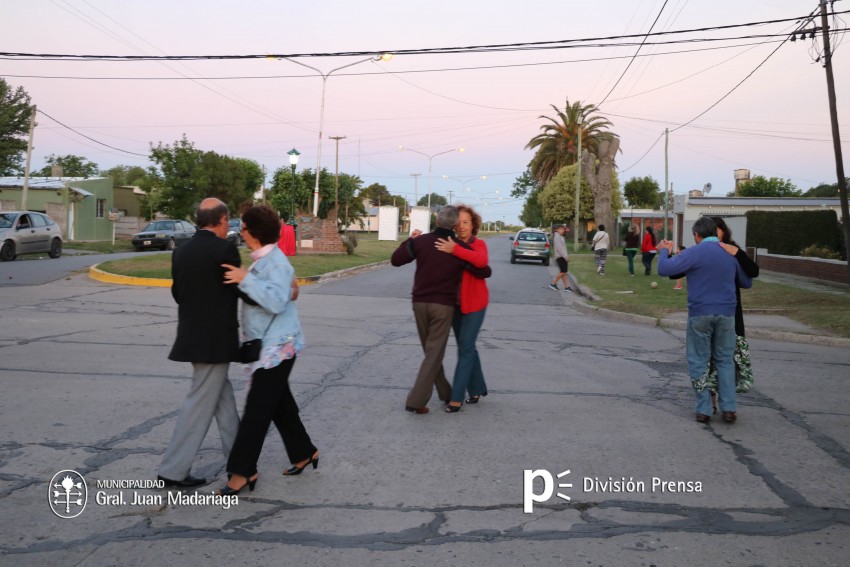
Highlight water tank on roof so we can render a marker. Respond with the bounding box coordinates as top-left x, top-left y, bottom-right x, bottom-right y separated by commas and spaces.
733, 169, 750, 181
